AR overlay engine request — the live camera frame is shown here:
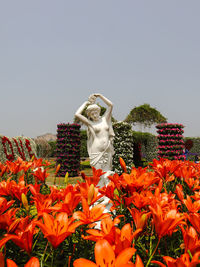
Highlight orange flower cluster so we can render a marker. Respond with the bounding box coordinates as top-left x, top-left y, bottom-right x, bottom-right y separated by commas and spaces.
0, 157, 200, 266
